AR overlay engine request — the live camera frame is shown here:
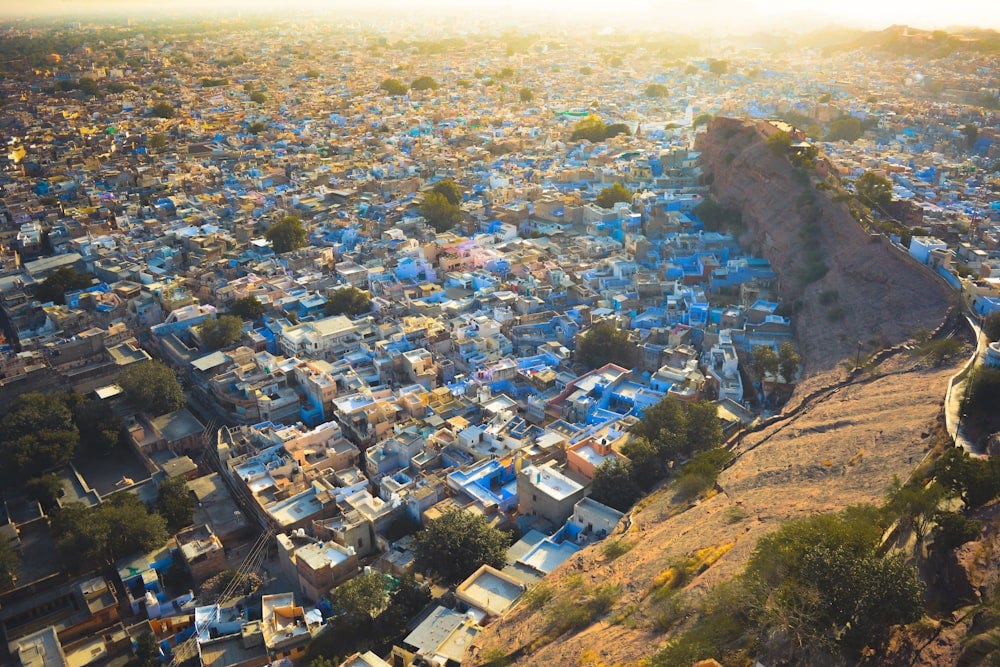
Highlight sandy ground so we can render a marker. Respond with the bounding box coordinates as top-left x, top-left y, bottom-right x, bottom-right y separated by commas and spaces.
467, 356, 957, 666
